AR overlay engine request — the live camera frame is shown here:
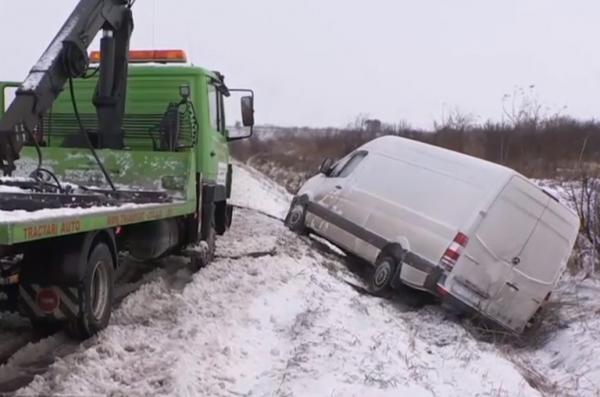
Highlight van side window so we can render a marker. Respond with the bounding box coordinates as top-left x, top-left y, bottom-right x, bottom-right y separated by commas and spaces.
334, 151, 367, 178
